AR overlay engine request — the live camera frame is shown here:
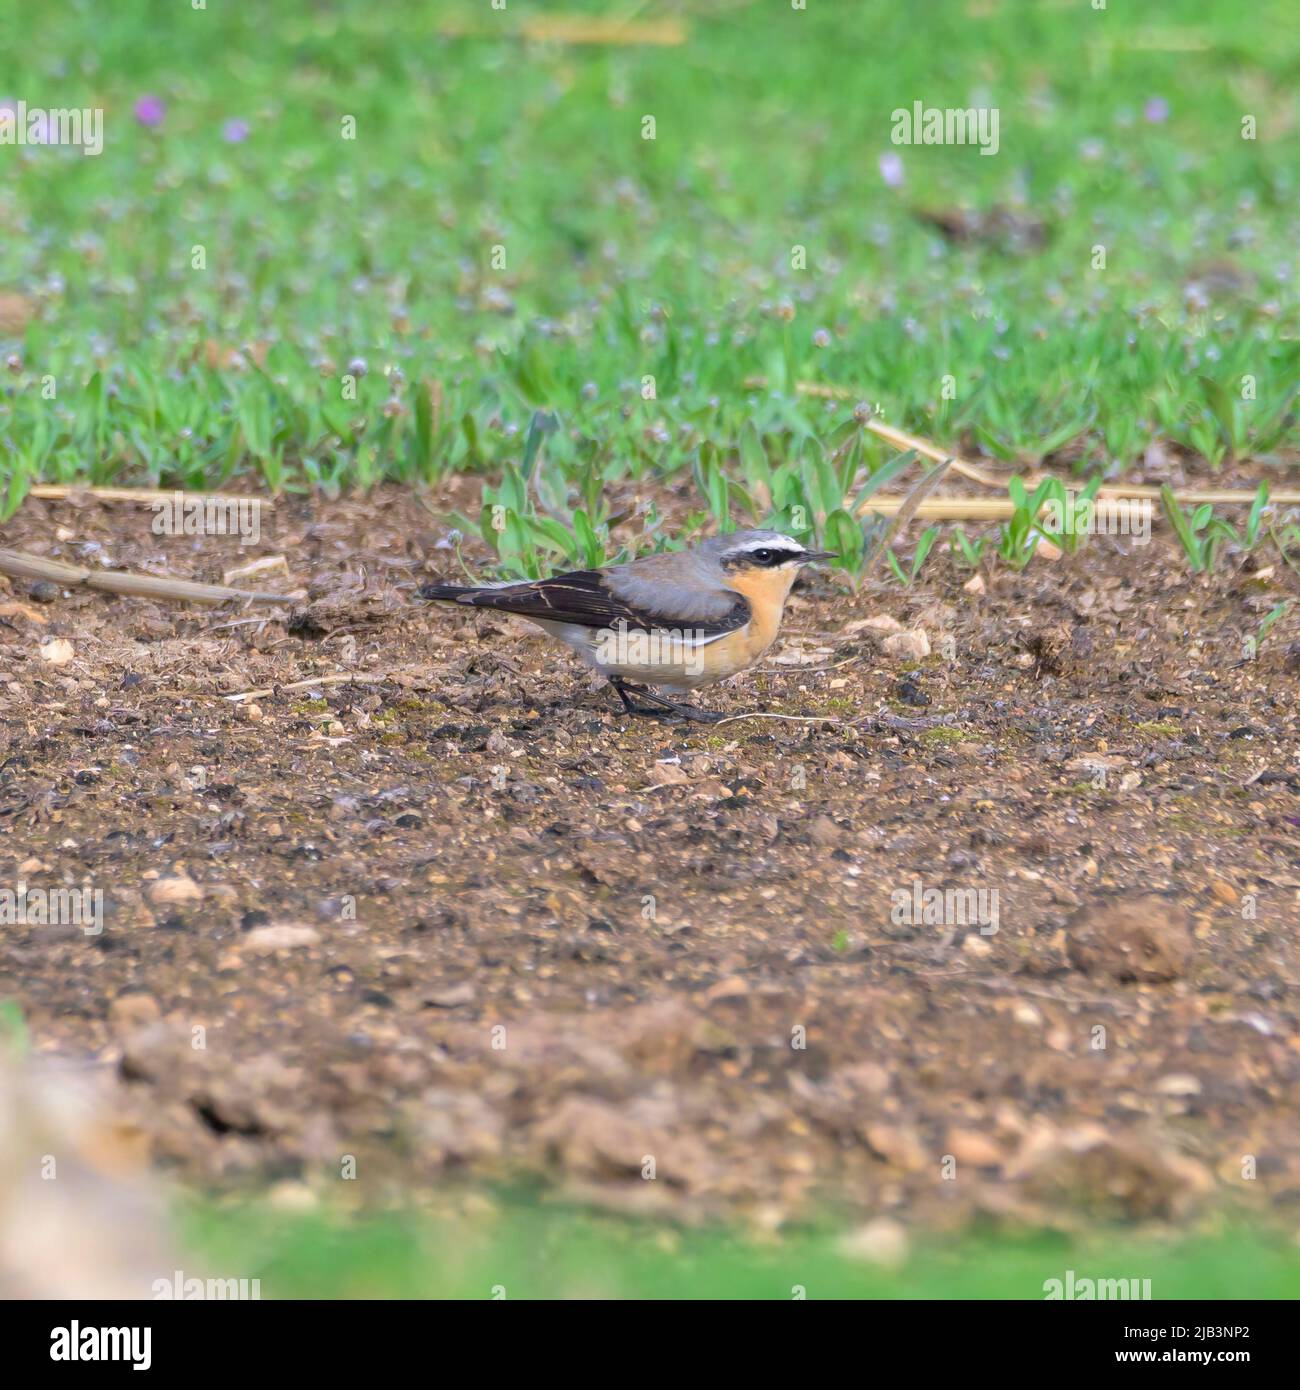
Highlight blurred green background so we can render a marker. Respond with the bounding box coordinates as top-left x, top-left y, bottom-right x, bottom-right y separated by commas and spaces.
186, 1198, 1300, 1298
1, 0, 1296, 517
